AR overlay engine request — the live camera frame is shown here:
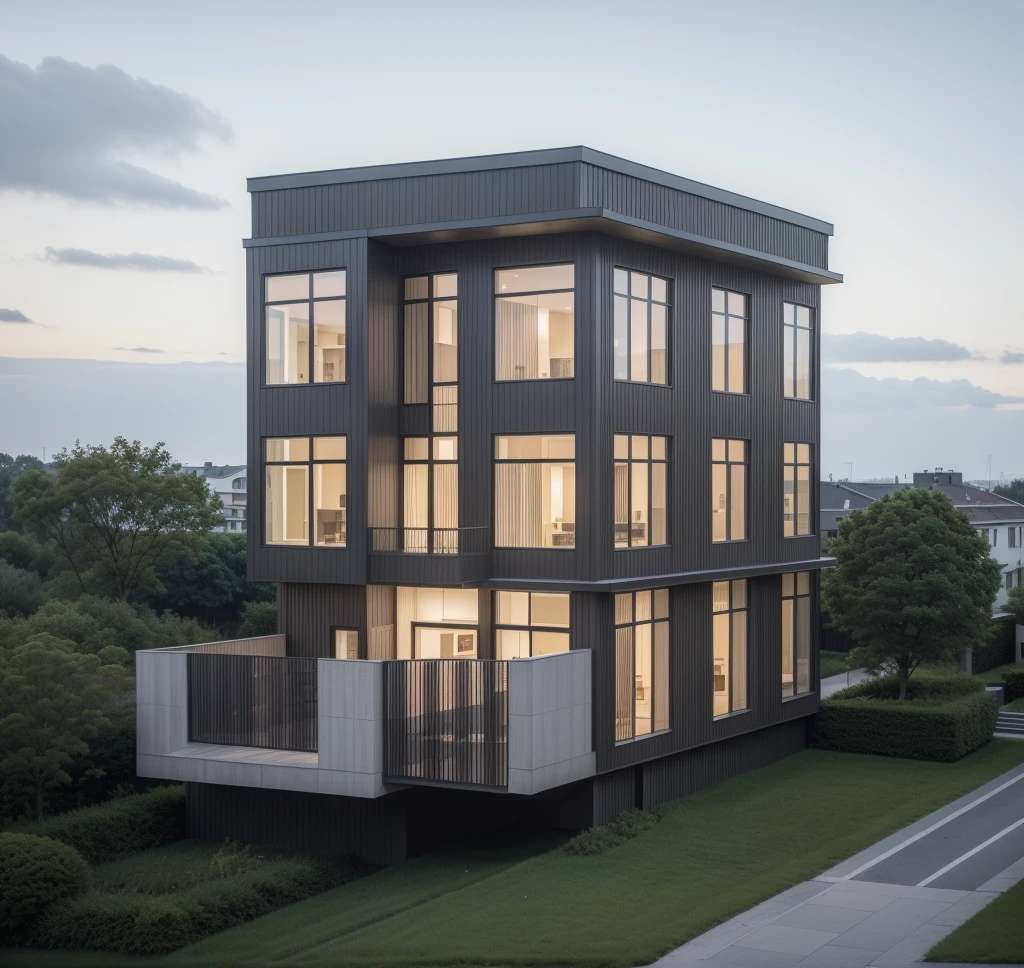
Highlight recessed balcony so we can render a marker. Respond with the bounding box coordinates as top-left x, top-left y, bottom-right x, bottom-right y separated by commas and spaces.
367, 526, 490, 584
